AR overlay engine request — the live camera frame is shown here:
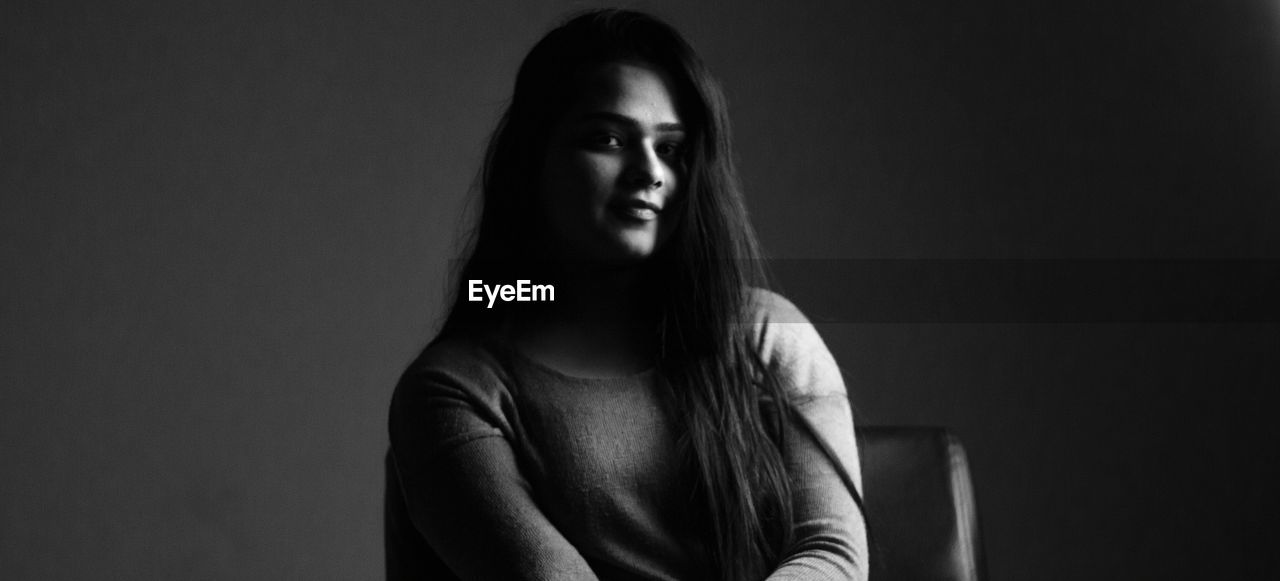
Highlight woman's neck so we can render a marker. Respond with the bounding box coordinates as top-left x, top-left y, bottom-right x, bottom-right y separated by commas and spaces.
510, 263, 660, 378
